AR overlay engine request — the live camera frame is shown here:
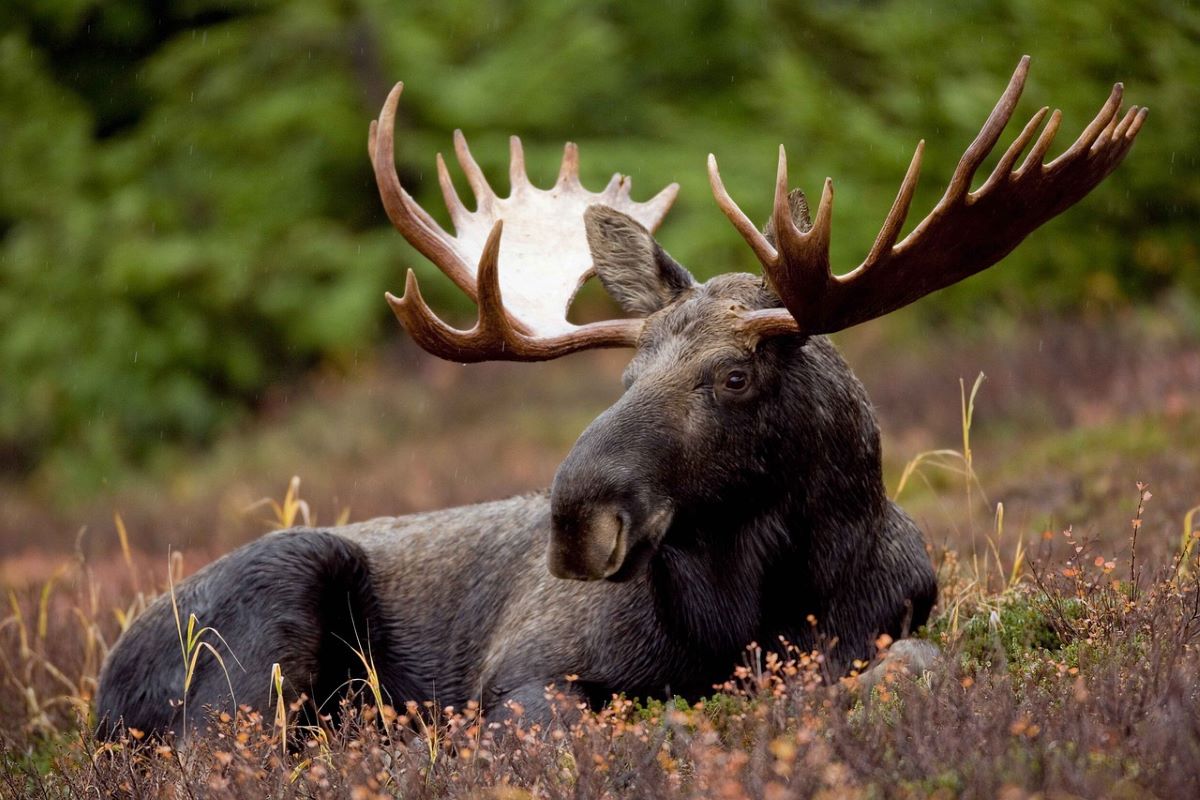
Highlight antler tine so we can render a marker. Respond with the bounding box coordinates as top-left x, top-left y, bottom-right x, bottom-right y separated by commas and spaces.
641, 182, 681, 228
385, 271, 470, 361
371, 92, 451, 240
620, 175, 637, 201
863, 139, 925, 268
943, 55, 1029, 203
769, 145, 795, 253
469, 219, 647, 356
767, 146, 834, 310
370, 99, 441, 240
385, 219, 645, 362
509, 136, 530, 195
1111, 105, 1143, 142
372, 83, 476, 298
601, 173, 625, 203
557, 142, 581, 187
436, 152, 470, 229
1017, 109, 1062, 177
1093, 105, 1122, 151
453, 130, 497, 211
1106, 107, 1145, 166
975, 106, 1048, 197
1124, 106, 1148, 140
1054, 82, 1123, 165
472, 221, 524, 341
385, 222, 525, 362
707, 153, 778, 266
